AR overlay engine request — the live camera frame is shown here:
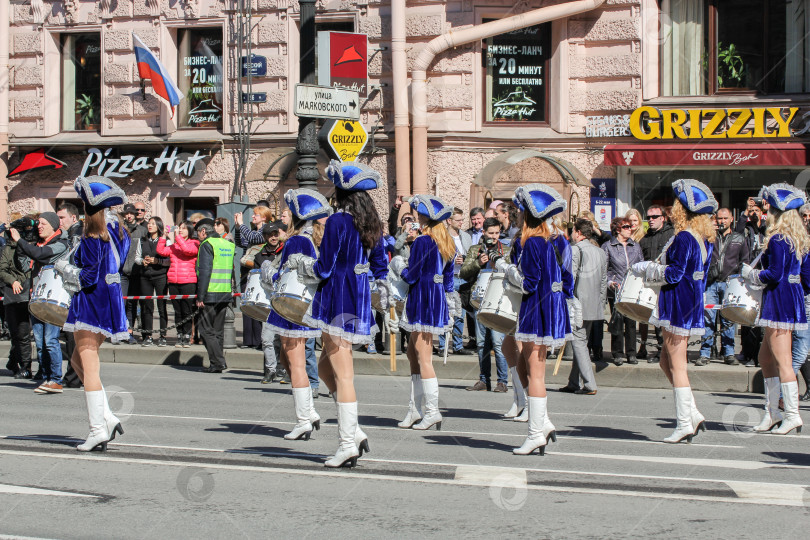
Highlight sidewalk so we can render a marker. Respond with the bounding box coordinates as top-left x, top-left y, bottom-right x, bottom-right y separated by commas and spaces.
0, 340, 771, 394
